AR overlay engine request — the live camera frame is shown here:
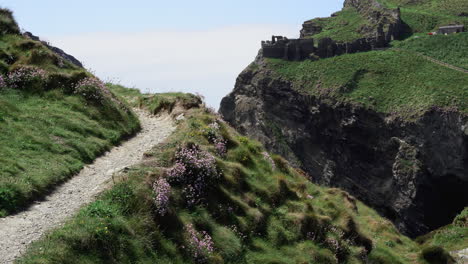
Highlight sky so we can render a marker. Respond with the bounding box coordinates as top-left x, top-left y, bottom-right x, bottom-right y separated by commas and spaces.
1, 0, 343, 108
